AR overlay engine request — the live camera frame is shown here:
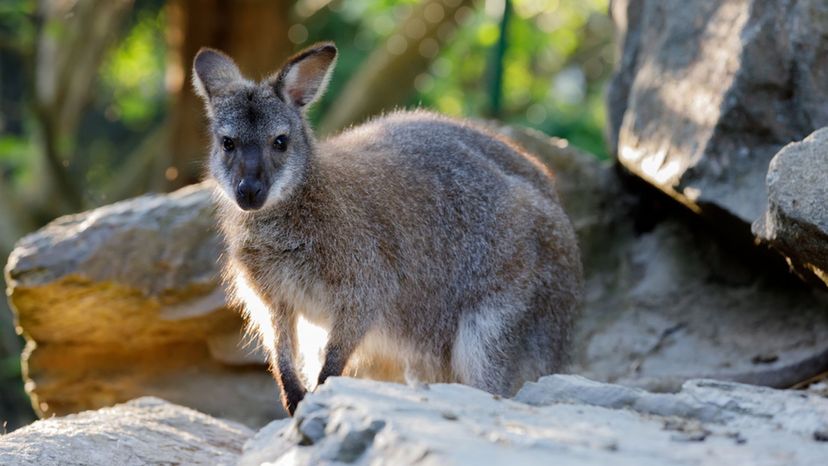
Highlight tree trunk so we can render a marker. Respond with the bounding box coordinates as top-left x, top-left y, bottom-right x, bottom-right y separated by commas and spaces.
165, 0, 293, 190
